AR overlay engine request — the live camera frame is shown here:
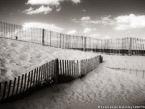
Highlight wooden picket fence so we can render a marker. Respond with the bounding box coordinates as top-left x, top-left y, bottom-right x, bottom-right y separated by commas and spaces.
0, 21, 145, 55
0, 60, 57, 103
0, 55, 102, 103
108, 67, 145, 79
